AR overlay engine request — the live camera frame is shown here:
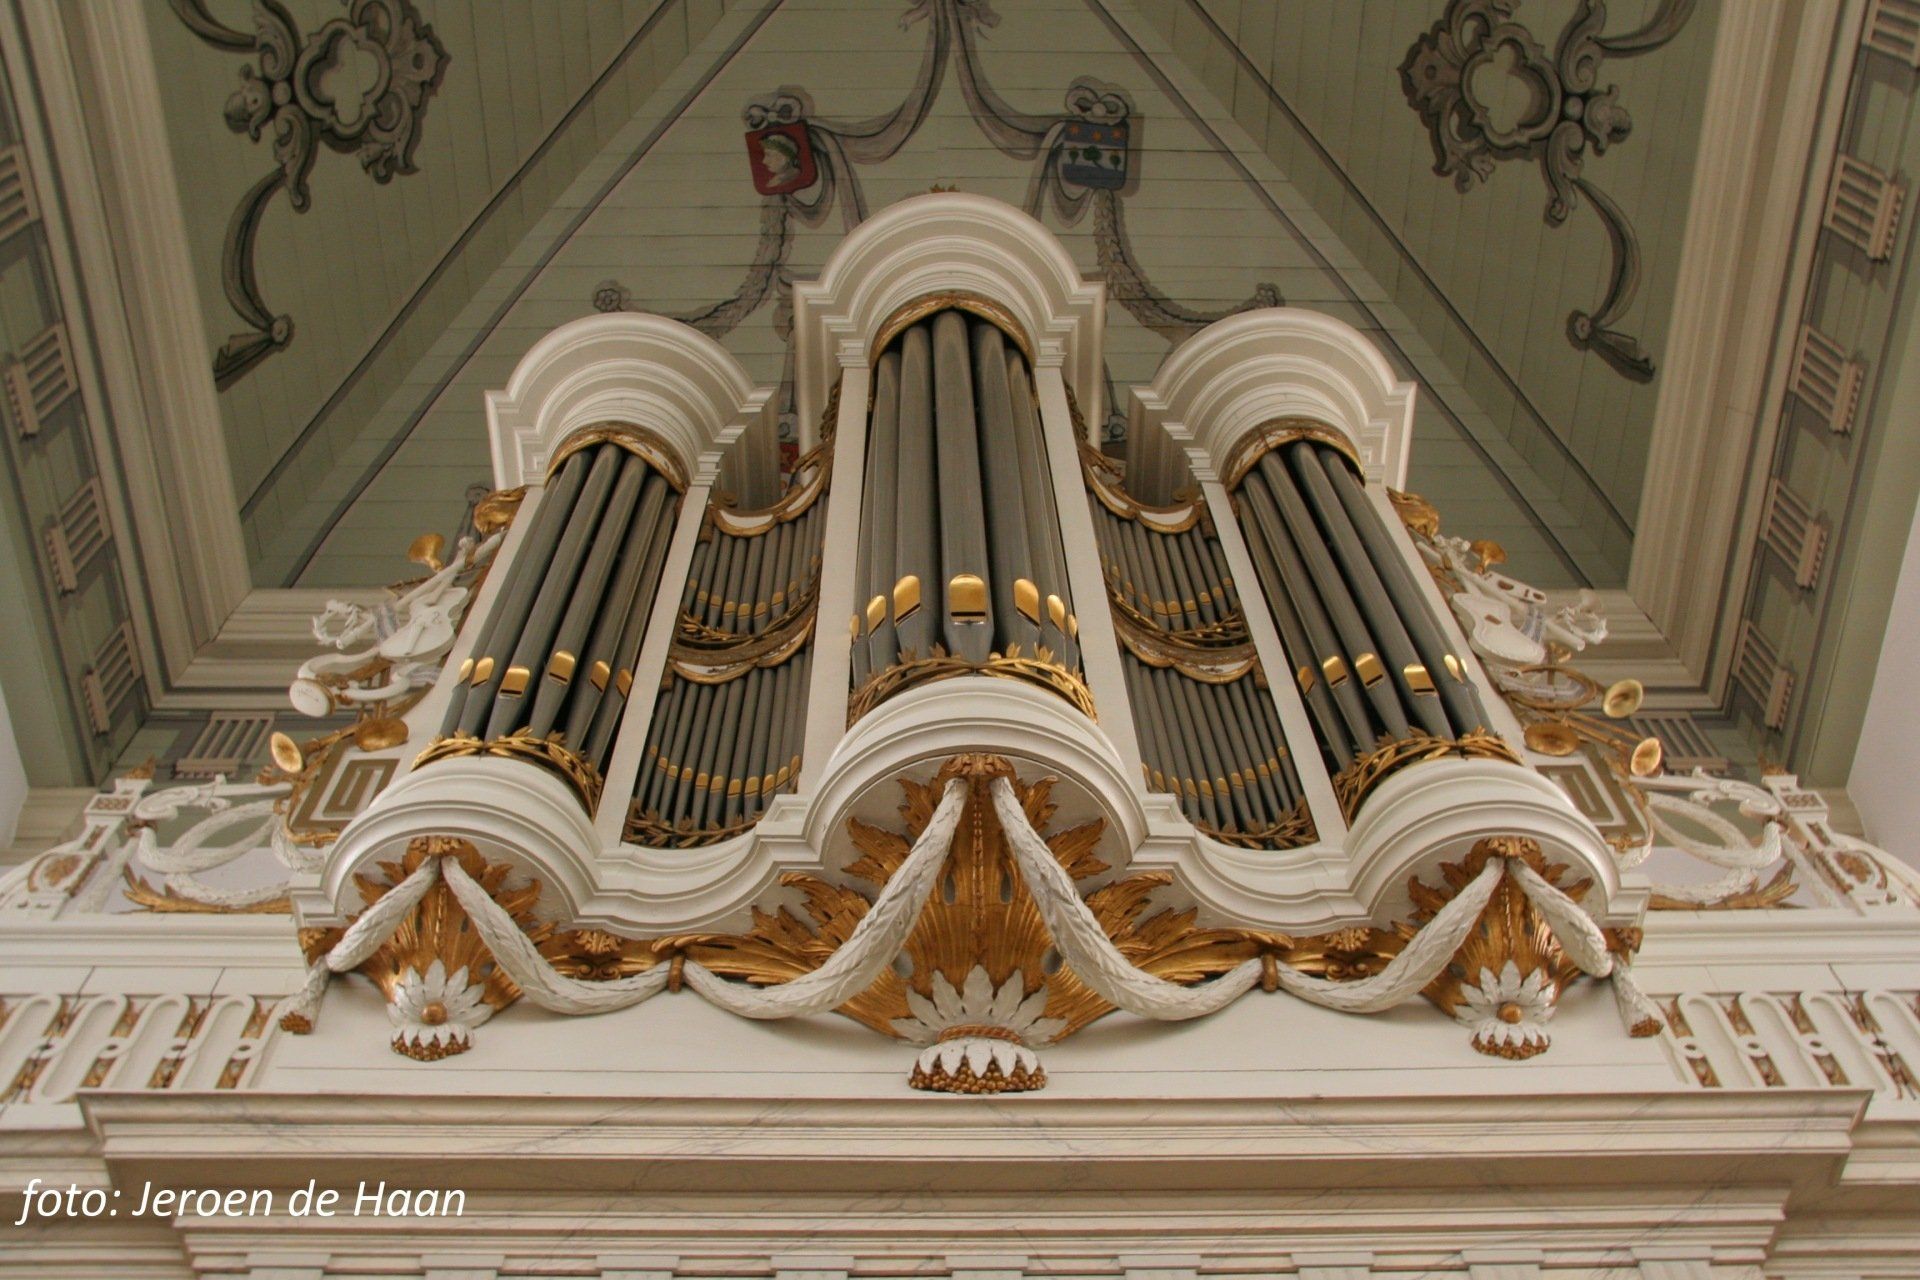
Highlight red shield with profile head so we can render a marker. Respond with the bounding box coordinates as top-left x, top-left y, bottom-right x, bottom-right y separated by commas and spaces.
745, 122, 817, 196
